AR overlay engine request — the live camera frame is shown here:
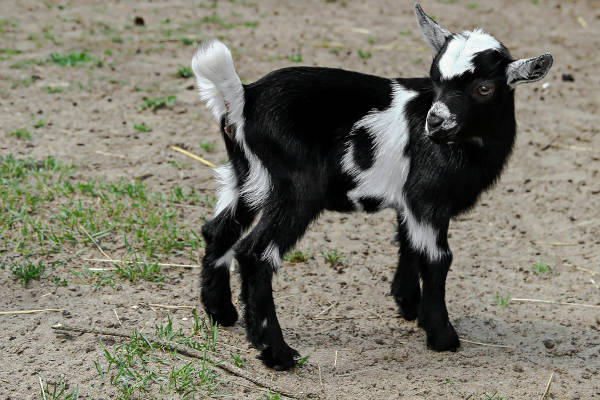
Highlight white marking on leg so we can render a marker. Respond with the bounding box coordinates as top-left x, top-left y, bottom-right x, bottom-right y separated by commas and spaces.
401, 206, 446, 262
438, 29, 501, 80
261, 318, 268, 329
342, 81, 417, 207
261, 242, 282, 270
215, 248, 235, 268
213, 163, 238, 216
